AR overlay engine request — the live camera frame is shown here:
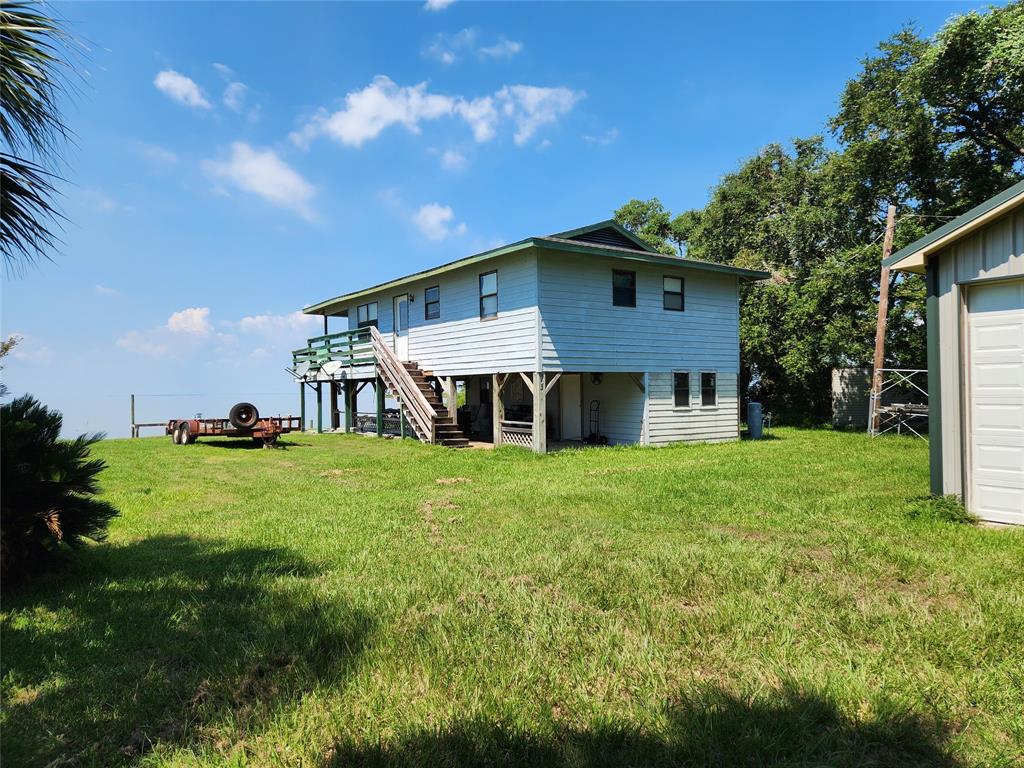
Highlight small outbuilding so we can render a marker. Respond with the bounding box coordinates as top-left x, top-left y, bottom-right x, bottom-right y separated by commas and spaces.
887, 179, 1024, 525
